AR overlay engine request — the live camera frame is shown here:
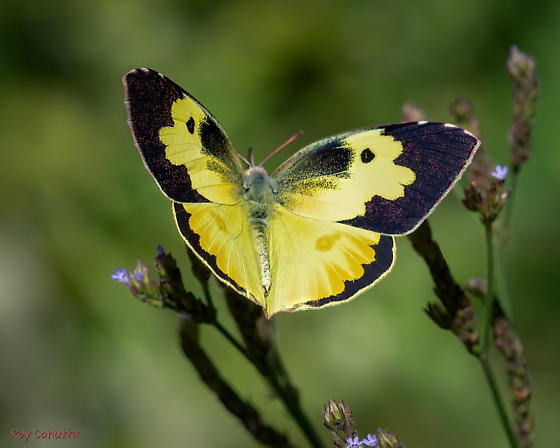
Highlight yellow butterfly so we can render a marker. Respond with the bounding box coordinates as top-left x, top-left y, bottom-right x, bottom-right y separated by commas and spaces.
123, 68, 480, 317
